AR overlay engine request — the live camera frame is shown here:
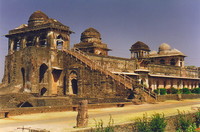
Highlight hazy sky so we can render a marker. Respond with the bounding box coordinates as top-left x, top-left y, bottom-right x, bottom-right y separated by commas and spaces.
0, 0, 200, 81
